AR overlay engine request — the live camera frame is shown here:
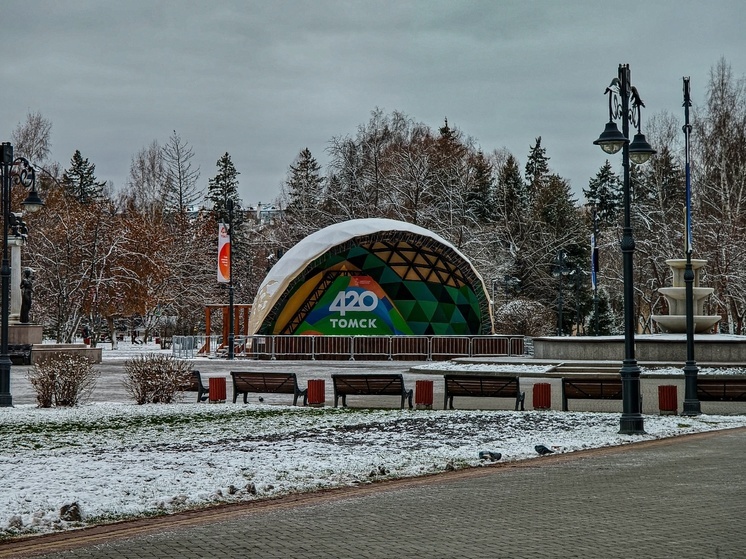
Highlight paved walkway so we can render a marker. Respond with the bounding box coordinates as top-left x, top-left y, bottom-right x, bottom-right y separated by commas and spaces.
5, 427, 745, 559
